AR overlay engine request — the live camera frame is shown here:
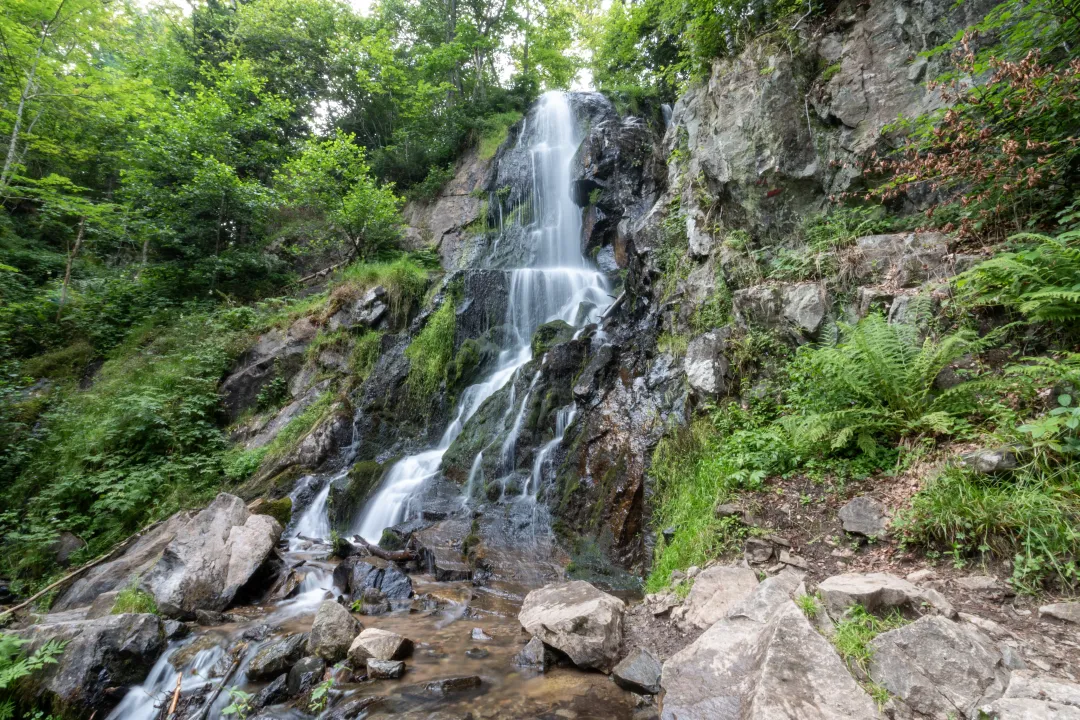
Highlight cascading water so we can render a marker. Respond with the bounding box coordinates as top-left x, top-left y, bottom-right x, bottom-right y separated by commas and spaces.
354, 91, 612, 542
